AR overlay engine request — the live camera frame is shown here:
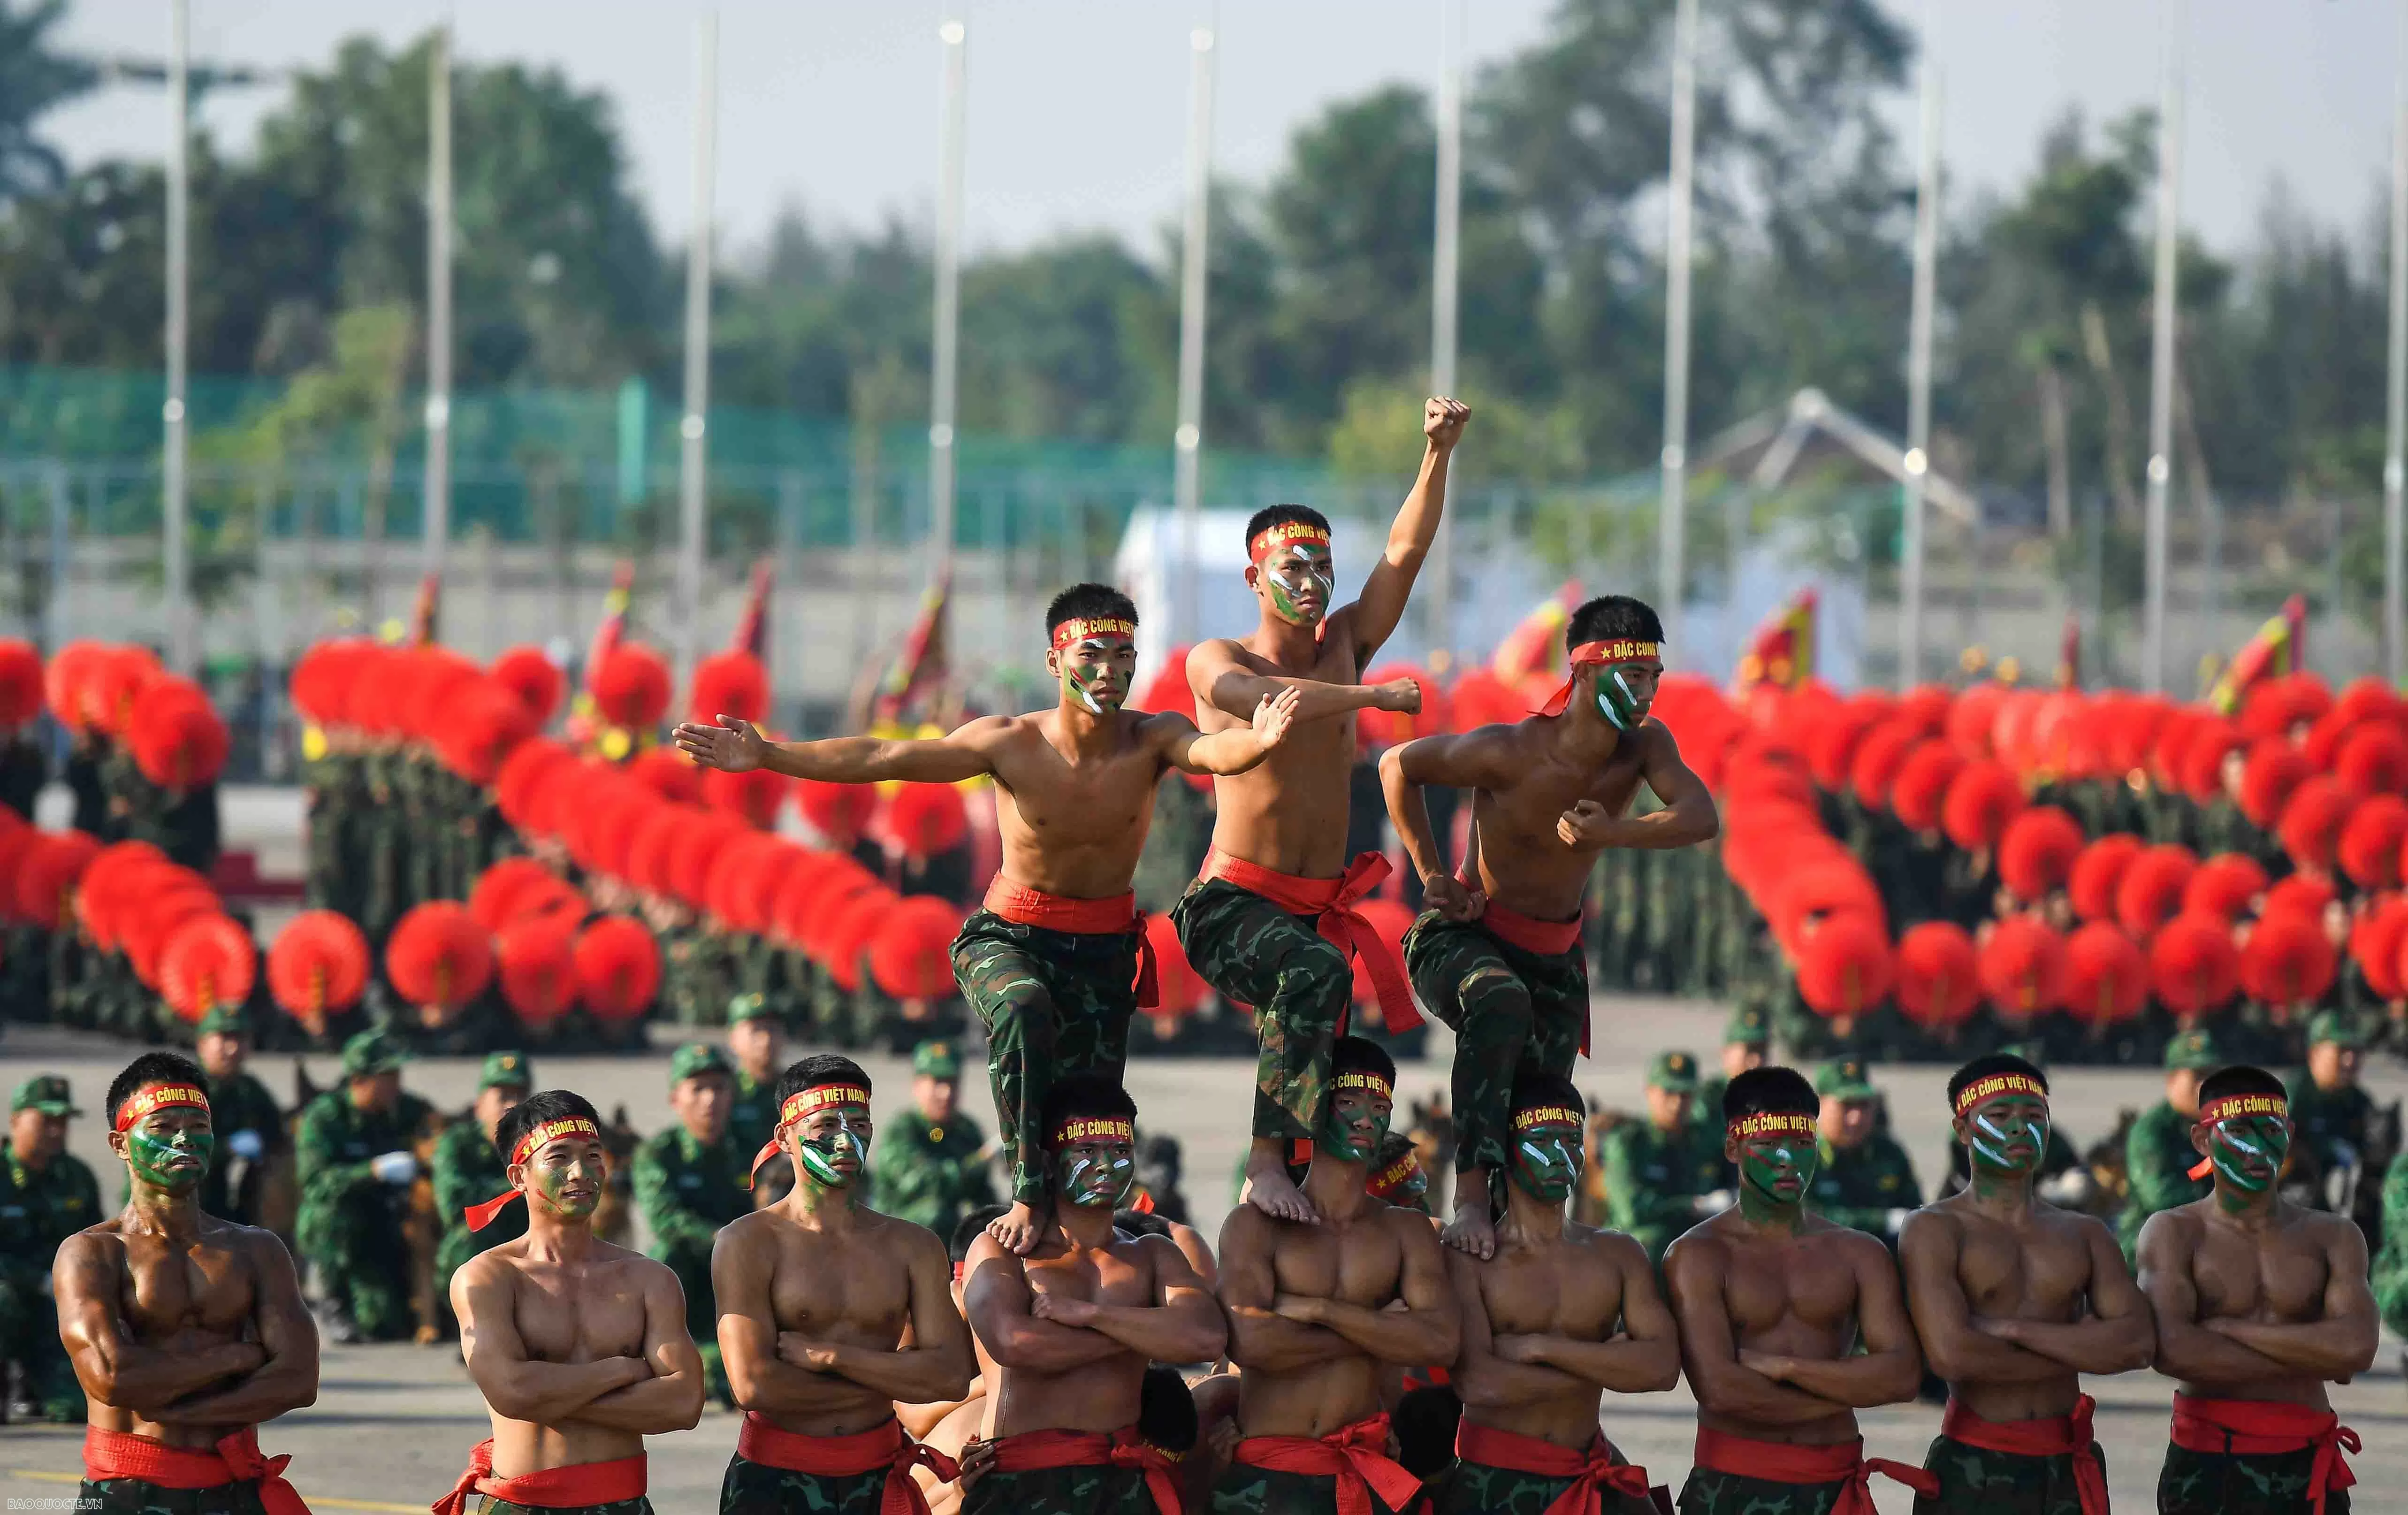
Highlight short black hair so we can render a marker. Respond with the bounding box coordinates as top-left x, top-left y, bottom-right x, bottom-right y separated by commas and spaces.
1723, 1066, 1817, 1124
1137, 1364, 1199, 1454
1039, 1071, 1138, 1149
1373, 1131, 1420, 1168
1947, 1053, 2048, 1111
107, 1052, 206, 1128
493, 1089, 602, 1162
1566, 595, 1664, 650
776, 1054, 871, 1109
1391, 1384, 1465, 1478
2199, 1064, 2286, 1106
952, 1204, 1009, 1263
1044, 582, 1139, 635
1243, 504, 1331, 548
1331, 1035, 1396, 1091
1114, 1208, 1172, 1239
1509, 1072, 1585, 1119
